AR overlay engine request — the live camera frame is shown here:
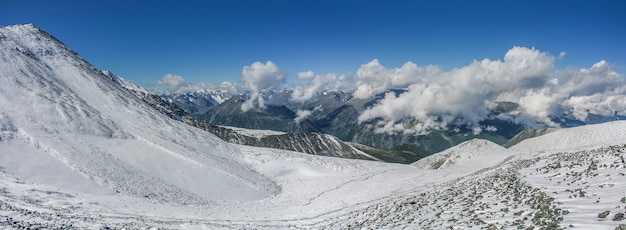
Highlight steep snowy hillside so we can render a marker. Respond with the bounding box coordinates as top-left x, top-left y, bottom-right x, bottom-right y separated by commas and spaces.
413, 139, 514, 171
2, 24, 626, 229
0, 24, 279, 202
